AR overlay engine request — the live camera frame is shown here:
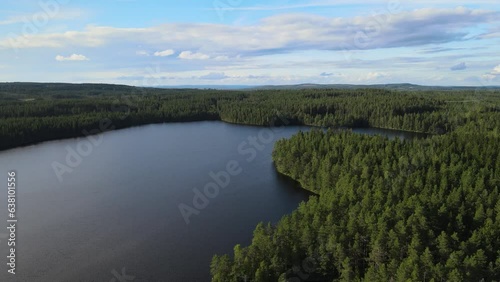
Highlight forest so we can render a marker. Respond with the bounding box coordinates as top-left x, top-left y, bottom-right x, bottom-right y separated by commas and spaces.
1, 82, 498, 151
210, 89, 500, 281
212, 129, 500, 281
1, 83, 499, 281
